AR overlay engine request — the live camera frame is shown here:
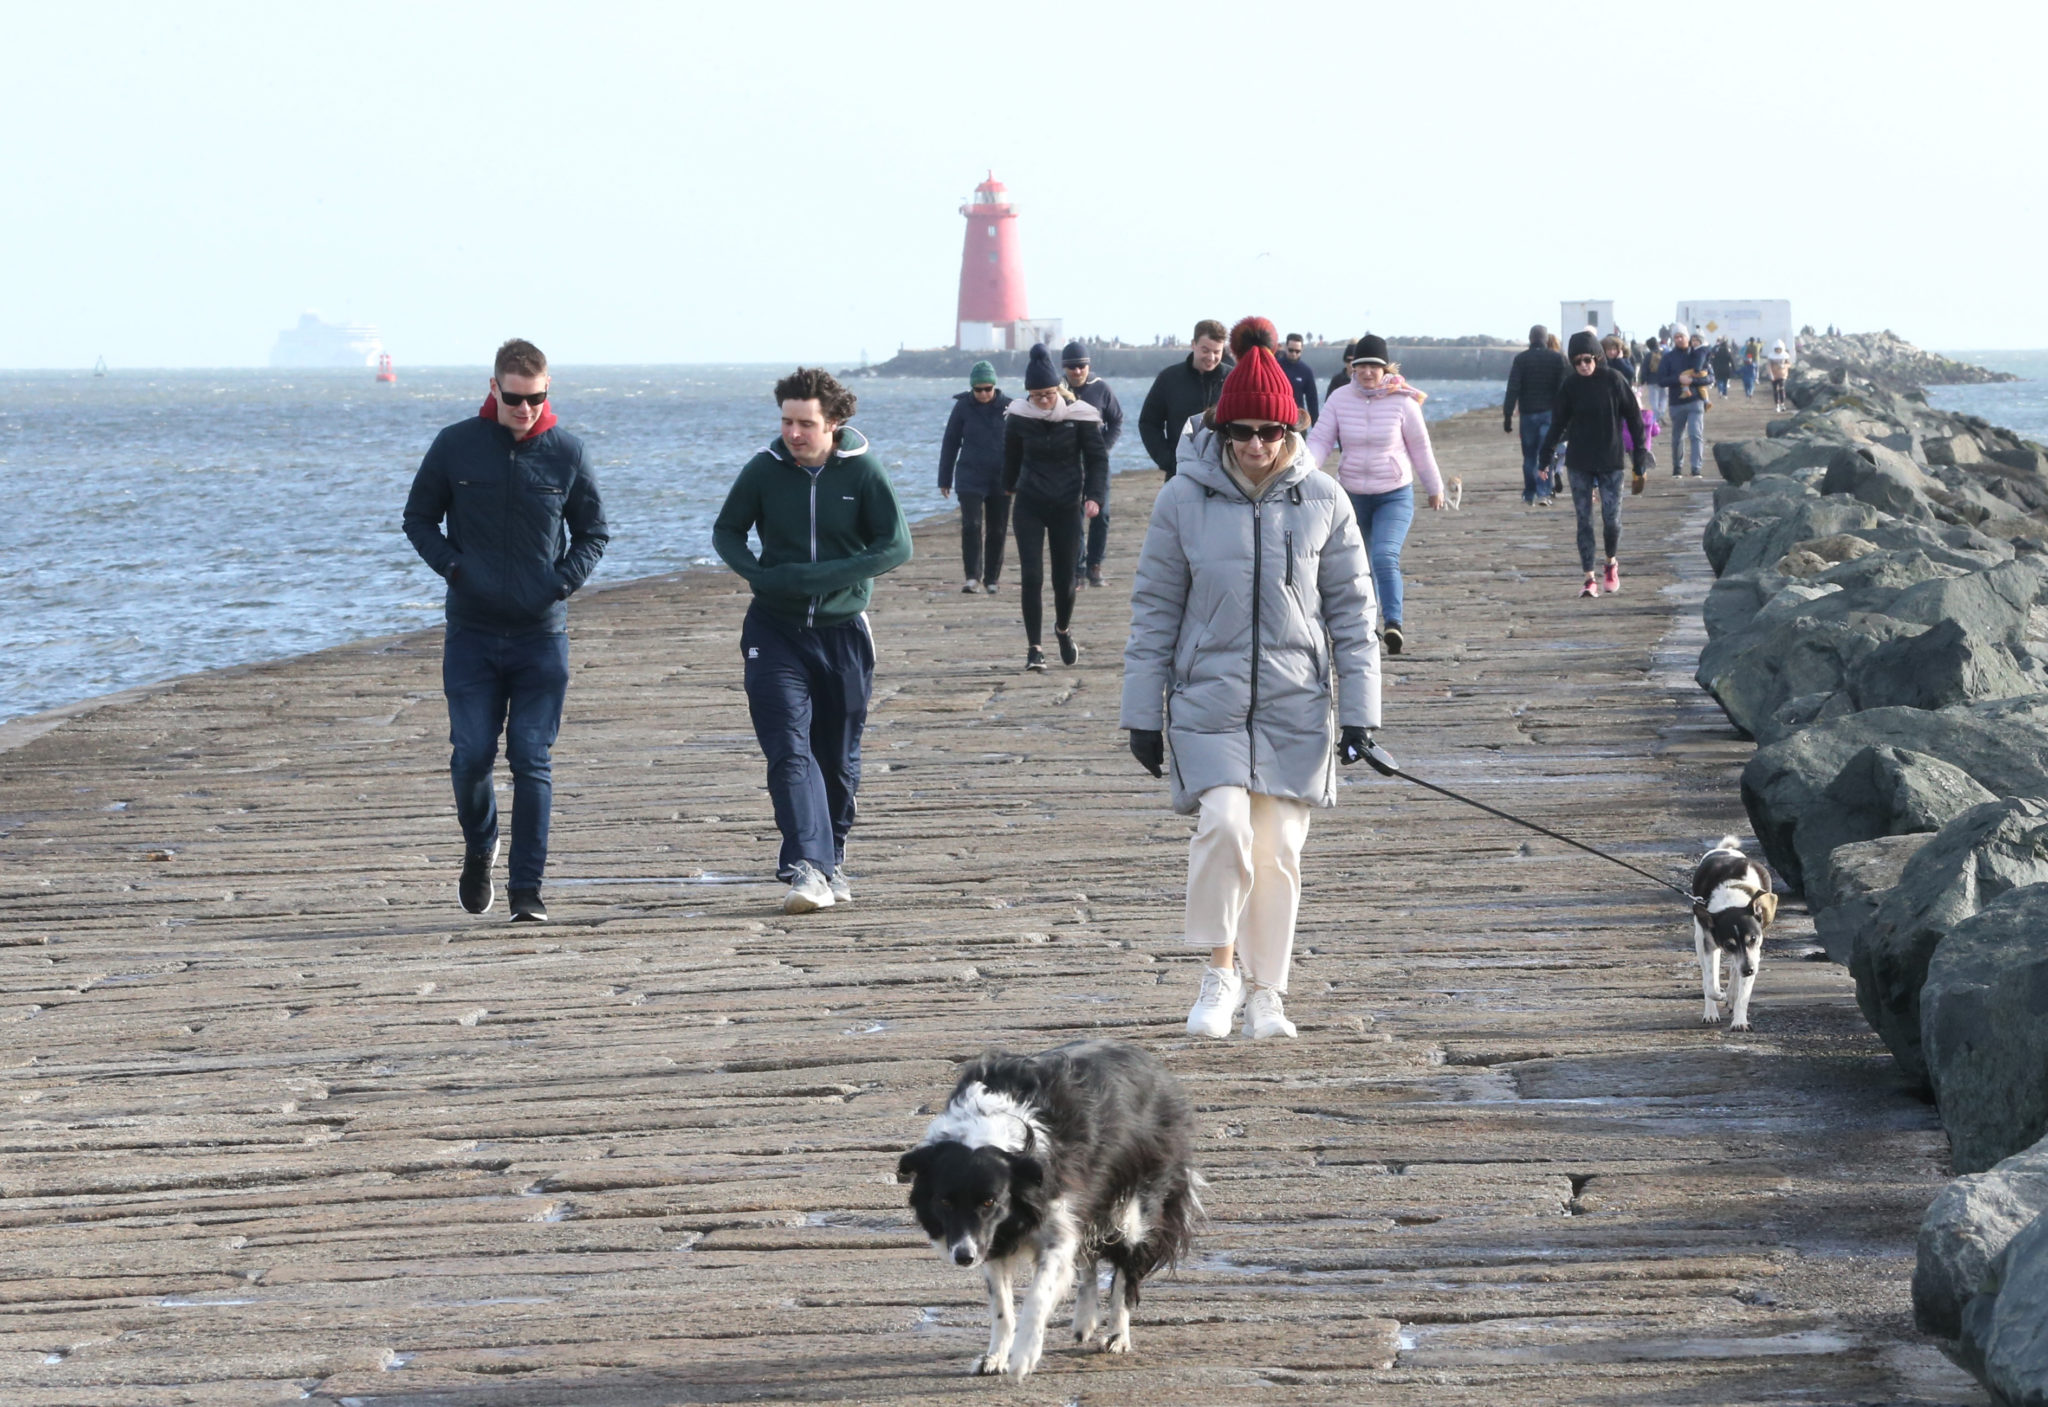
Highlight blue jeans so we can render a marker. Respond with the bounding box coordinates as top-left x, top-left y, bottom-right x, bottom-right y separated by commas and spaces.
1668, 399, 1705, 473
443, 627, 570, 890
1741, 363, 1758, 396
1518, 411, 1554, 503
1347, 486, 1417, 629
741, 603, 874, 880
